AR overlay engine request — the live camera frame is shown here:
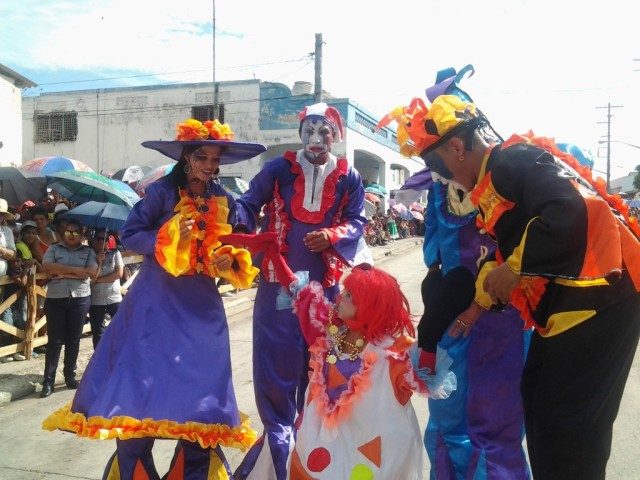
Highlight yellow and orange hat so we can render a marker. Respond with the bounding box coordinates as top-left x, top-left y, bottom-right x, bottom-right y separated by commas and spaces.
377, 95, 481, 158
